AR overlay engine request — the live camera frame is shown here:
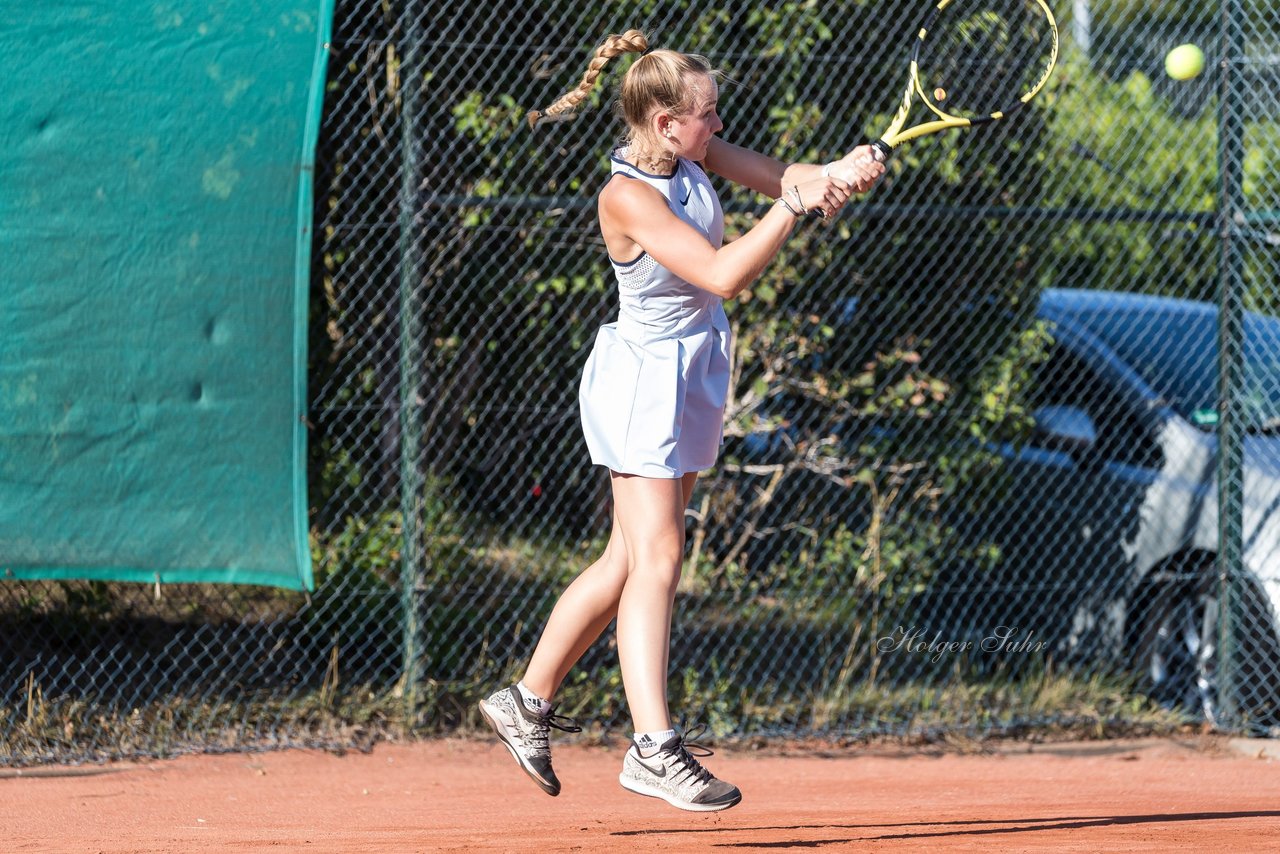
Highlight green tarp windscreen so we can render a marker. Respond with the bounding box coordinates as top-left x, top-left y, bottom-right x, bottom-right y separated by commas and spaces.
0, 2, 334, 590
